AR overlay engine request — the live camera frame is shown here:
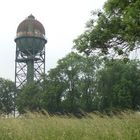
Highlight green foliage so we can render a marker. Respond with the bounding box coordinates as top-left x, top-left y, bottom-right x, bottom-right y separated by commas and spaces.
14, 52, 139, 114
14, 53, 140, 114
74, 0, 140, 56
97, 59, 140, 111
43, 68, 66, 113
16, 82, 43, 113
43, 52, 101, 113
72, 0, 140, 113
0, 78, 15, 115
